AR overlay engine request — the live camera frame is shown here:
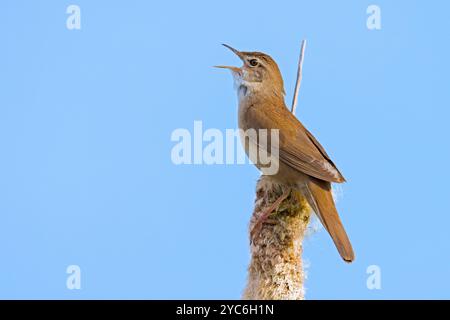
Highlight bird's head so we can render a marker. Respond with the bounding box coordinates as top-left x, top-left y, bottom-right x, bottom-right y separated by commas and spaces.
215, 44, 285, 100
